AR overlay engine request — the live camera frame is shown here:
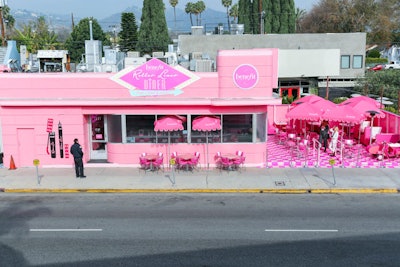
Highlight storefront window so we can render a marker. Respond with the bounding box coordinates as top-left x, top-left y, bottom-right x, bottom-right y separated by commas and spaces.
256, 113, 267, 142
191, 115, 221, 144
125, 115, 187, 143
107, 115, 122, 143
222, 115, 253, 143
107, 114, 264, 144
